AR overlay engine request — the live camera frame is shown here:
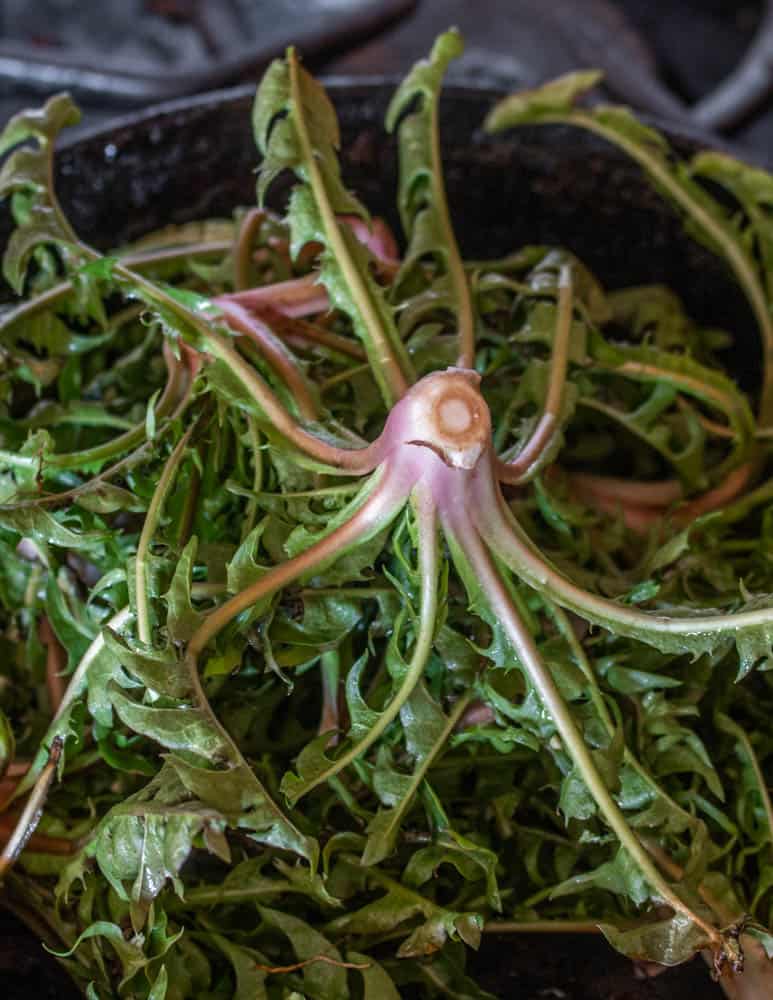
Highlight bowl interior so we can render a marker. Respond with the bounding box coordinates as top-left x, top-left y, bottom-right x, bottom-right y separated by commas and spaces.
51, 81, 759, 388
